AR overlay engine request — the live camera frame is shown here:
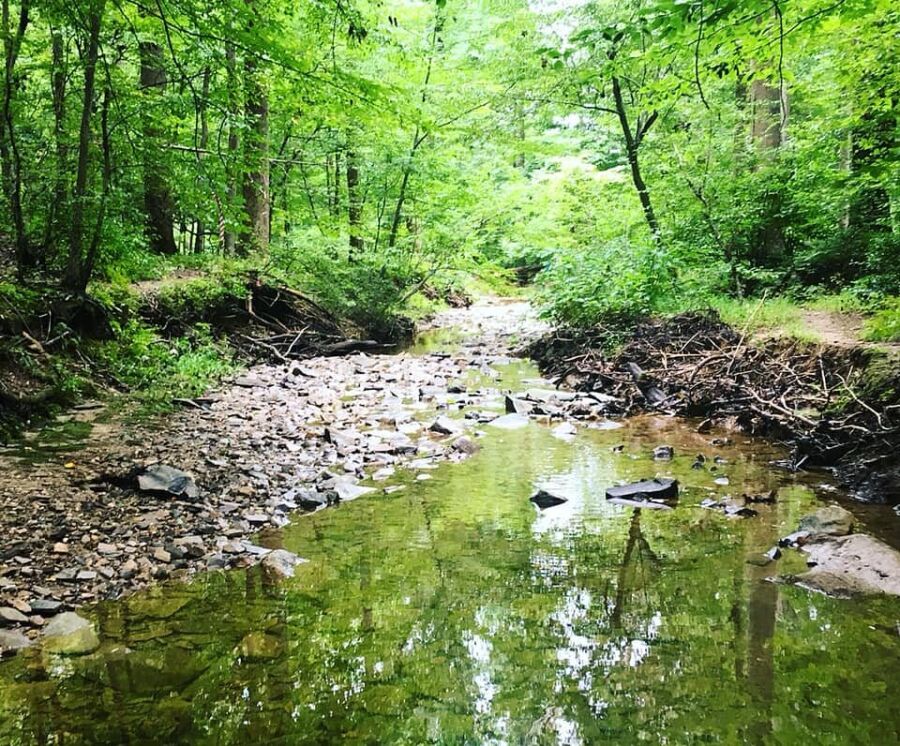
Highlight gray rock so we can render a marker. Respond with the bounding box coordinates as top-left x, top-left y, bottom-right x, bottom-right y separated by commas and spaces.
260, 549, 307, 579
452, 436, 480, 455
0, 629, 33, 656
43, 612, 100, 655
606, 478, 679, 502
794, 534, 900, 597
652, 445, 674, 460
0, 607, 29, 626
487, 413, 530, 430
137, 464, 199, 499
505, 396, 533, 415
429, 416, 460, 435
30, 599, 62, 615
798, 505, 854, 537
